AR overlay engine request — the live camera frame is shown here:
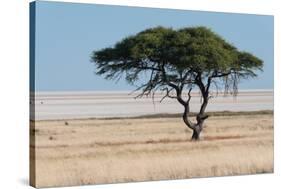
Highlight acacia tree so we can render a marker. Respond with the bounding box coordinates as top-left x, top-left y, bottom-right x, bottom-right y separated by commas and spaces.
91, 26, 263, 140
